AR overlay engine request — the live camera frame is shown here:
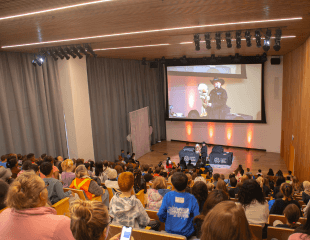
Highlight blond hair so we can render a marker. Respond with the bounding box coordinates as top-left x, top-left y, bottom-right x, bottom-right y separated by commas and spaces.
152, 176, 167, 190
256, 176, 264, 188
61, 159, 74, 172
70, 200, 109, 240
6, 172, 45, 210
75, 165, 88, 178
